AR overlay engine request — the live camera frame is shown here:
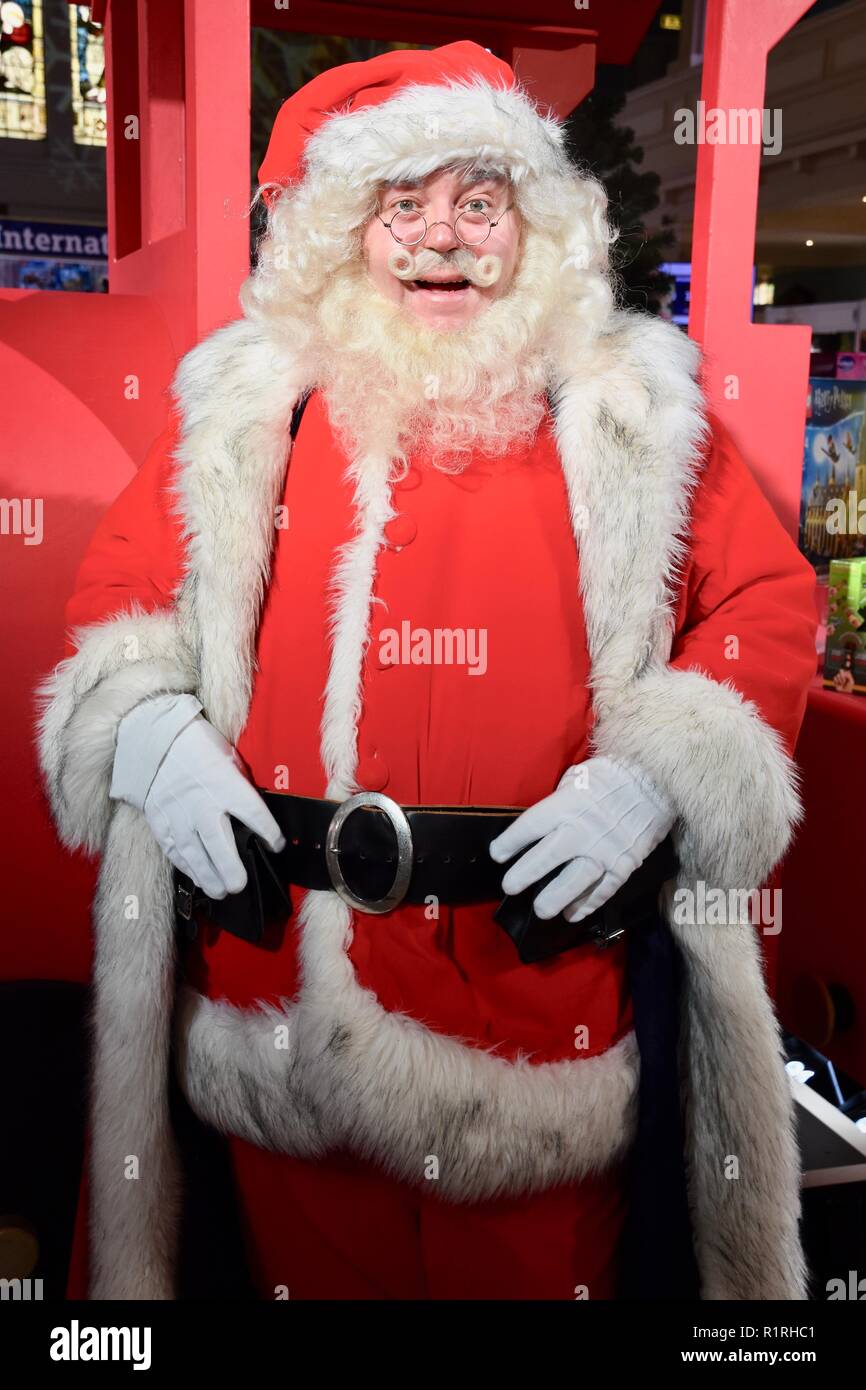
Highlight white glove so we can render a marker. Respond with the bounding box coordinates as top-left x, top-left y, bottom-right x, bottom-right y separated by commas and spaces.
489, 756, 675, 924
110, 693, 285, 899
110, 692, 205, 807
